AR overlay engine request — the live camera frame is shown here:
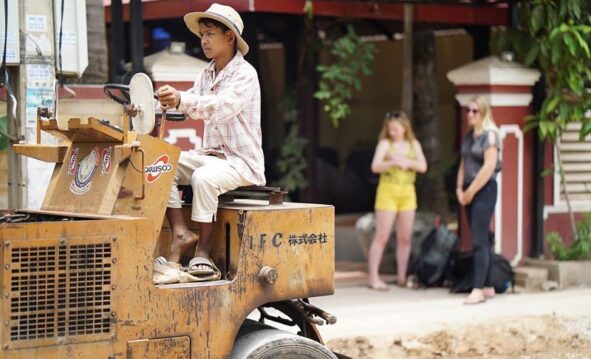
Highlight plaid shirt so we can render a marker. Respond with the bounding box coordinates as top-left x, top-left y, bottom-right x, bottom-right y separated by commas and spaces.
177, 52, 266, 185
